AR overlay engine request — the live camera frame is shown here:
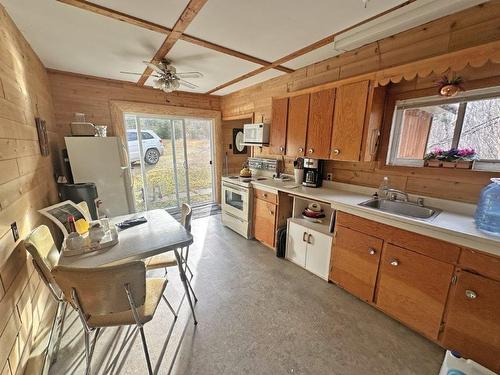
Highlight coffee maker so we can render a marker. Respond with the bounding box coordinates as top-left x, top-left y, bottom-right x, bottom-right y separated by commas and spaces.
302, 158, 324, 187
